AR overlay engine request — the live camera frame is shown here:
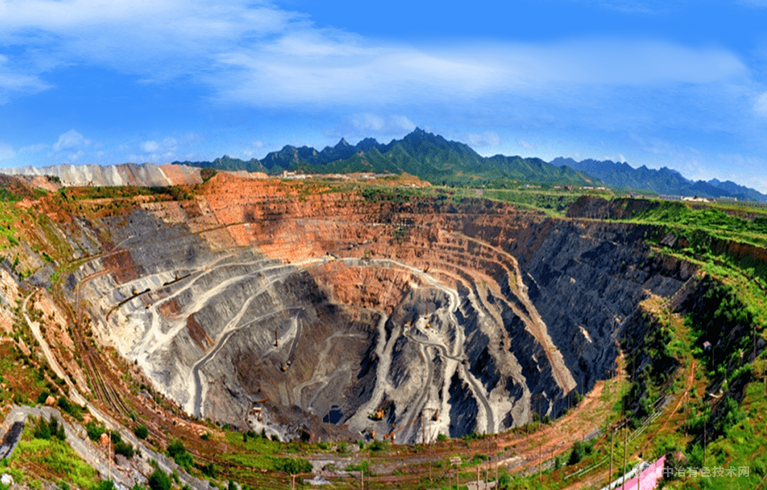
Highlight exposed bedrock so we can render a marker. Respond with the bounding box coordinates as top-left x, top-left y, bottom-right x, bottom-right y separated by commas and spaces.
76, 177, 695, 442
